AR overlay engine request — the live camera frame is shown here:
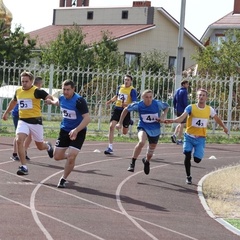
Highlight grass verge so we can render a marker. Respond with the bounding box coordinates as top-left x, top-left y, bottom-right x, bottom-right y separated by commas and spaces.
202, 165, 240, 230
